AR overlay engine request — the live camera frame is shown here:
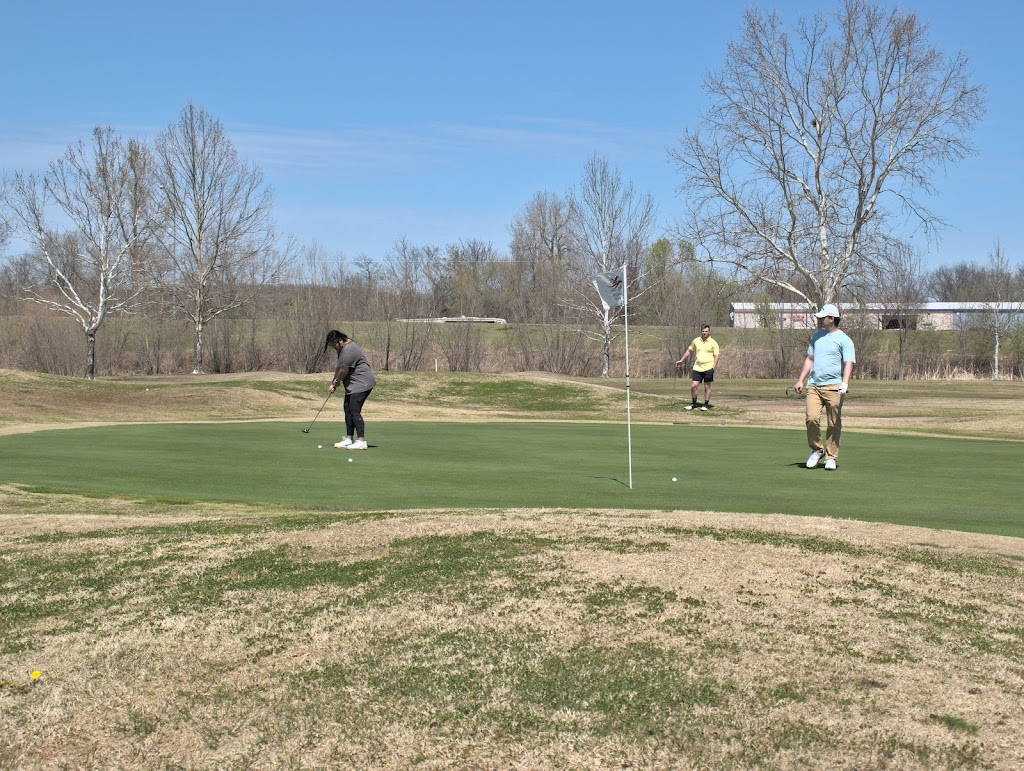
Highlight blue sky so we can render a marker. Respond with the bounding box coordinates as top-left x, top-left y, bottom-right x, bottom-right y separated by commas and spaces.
2, 0, 1020, 268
